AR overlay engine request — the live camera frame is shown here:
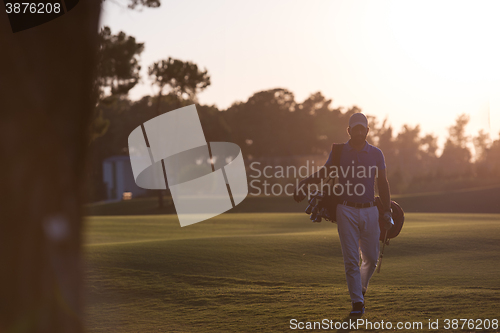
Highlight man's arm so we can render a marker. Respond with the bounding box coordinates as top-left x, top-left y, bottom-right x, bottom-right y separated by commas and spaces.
377, 168, 391, 212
